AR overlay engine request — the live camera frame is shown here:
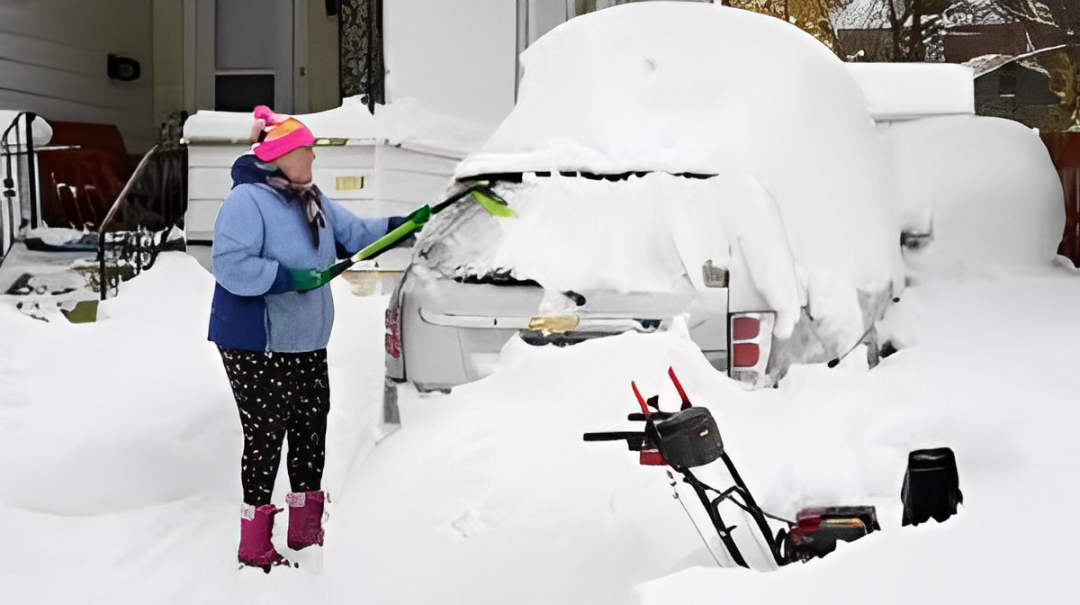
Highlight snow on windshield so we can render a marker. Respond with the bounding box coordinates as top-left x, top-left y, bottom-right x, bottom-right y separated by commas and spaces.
416, 172, 806, 334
